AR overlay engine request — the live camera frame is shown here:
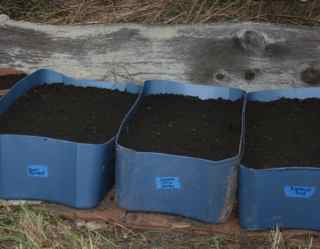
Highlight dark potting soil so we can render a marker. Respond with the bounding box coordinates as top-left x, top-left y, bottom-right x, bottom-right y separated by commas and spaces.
0, 84, 137, 143
242, 98, 320, 169
120, 94, 243, 161
0, 73, 27, 90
